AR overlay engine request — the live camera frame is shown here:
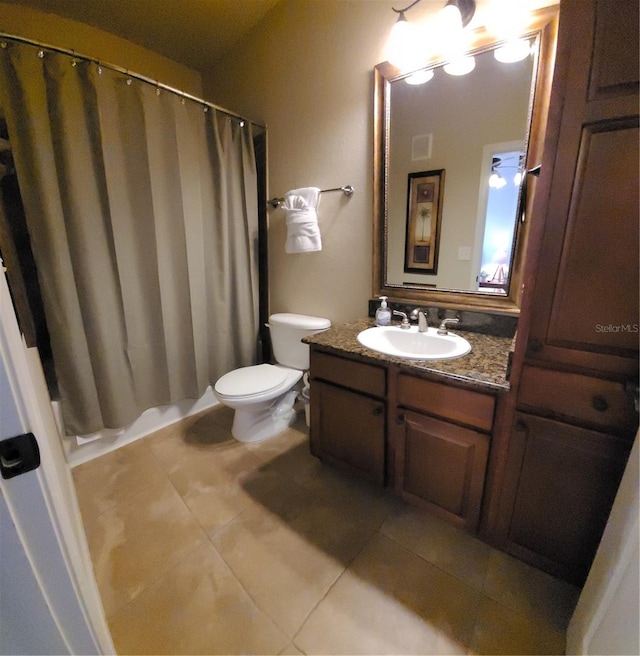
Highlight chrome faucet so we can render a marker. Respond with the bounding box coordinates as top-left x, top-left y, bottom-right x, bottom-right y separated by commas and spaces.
392, 310, 411, 329
410, 308, 429, 332
437, 317, 460, 335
